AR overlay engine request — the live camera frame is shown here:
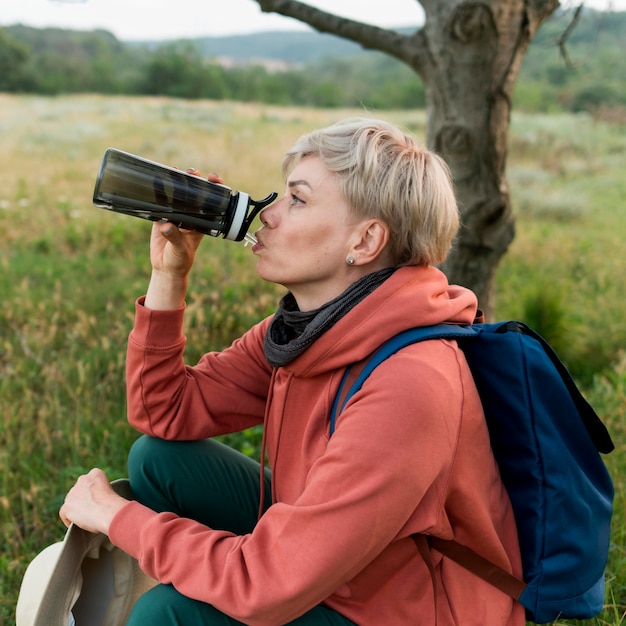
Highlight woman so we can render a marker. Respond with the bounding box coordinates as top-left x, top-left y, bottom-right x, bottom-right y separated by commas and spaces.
61, 118, 524, 625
